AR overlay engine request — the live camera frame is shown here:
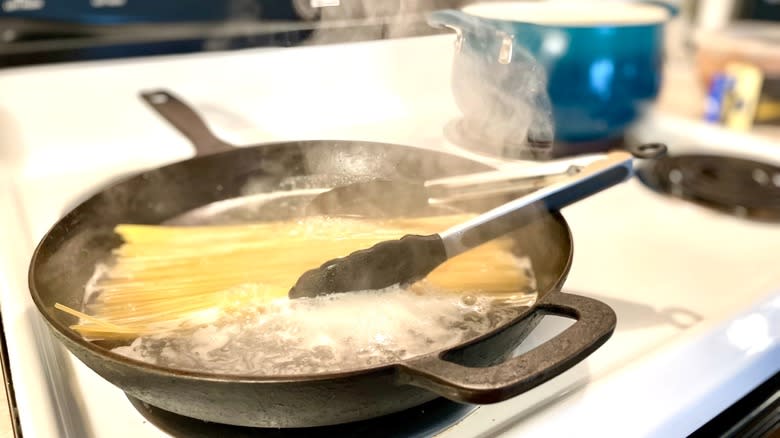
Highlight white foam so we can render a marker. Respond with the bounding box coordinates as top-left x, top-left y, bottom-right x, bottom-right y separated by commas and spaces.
112, 285, 535, 375
83, 262, 111, 304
